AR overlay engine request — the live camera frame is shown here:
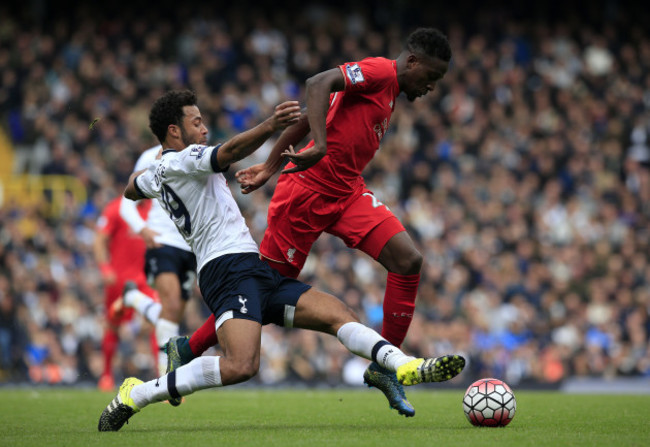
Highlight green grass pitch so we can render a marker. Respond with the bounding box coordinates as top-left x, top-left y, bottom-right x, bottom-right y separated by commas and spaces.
1, 387, 649, 446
